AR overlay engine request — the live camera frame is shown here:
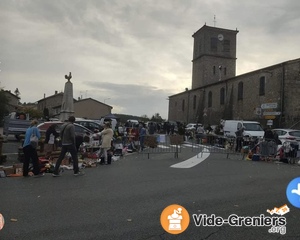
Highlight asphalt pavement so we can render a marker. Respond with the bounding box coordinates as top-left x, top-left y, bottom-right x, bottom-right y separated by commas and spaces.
1, 134, 300, 239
